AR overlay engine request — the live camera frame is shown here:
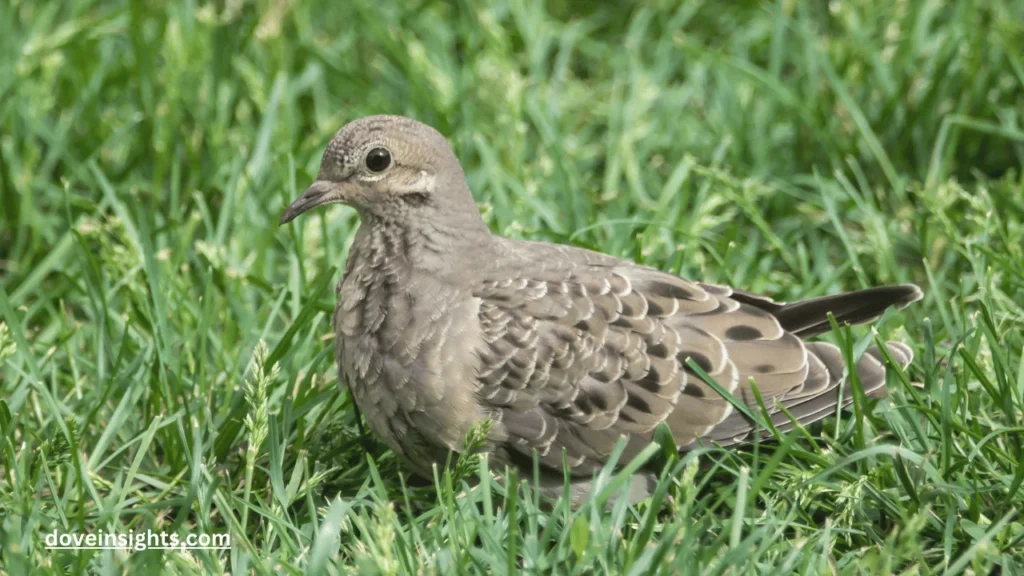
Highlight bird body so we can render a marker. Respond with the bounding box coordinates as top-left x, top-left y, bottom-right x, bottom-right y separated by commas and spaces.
334, 214, 490, 476
281, 115, 921, 503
